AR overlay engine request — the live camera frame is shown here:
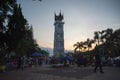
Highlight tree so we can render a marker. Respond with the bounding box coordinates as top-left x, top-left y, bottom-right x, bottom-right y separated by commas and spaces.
94, 28, 120, 57
101, 28, 113, 43
0, 0, 43, 64
0, 0, 42, 52
7, 5, 40, 56
0, 0, 17, 64
73, 41, 84, 53
94, 31, 100, 45
0, 0, 16, 51
84, 38, 95, 52
106, 28, 120, 57
6, 4, 27, 53
15, 25, 35, 55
